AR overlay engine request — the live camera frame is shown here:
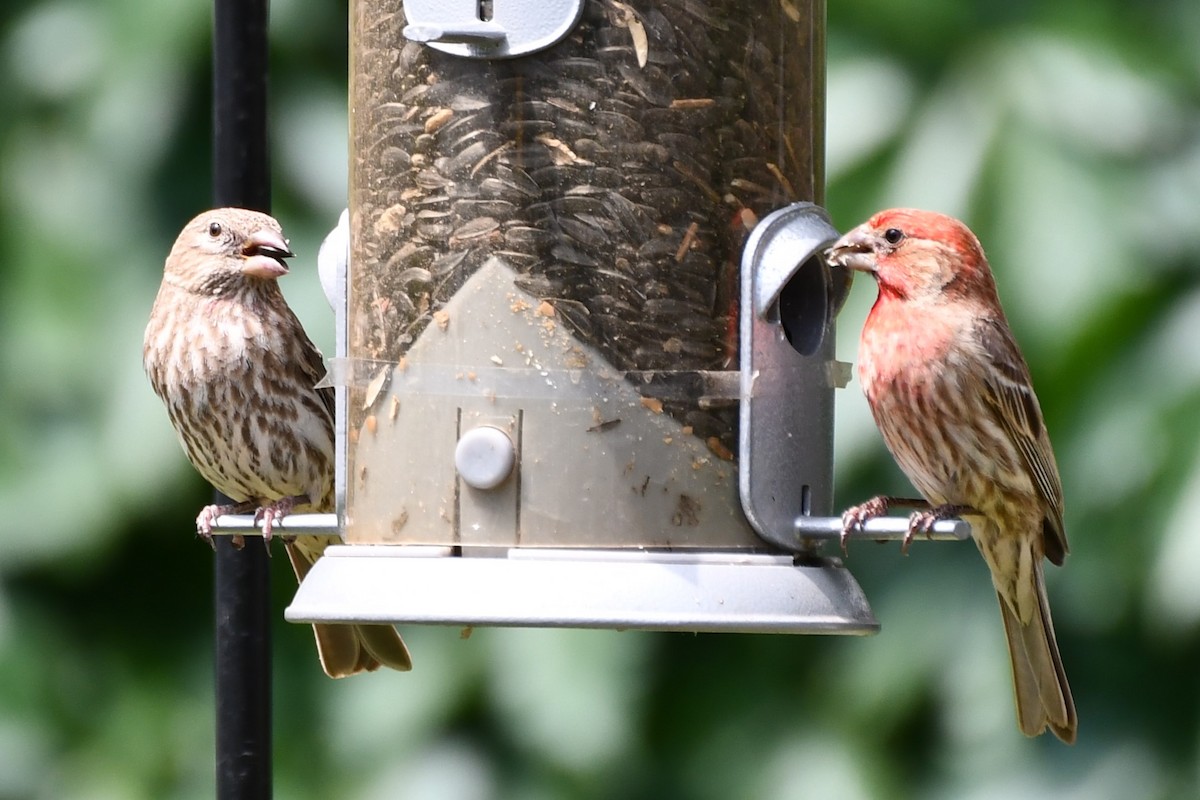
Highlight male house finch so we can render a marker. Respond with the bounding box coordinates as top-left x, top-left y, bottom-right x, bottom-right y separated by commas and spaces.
143, 208, 412, 678
826, 208, 1076, 743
